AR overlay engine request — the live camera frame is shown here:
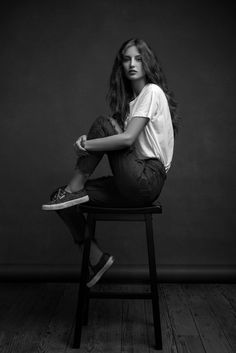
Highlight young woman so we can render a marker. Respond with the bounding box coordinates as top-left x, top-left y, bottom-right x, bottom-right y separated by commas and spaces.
42, 38, 179, 287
